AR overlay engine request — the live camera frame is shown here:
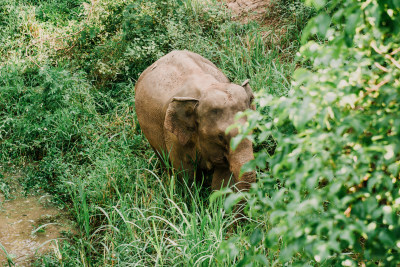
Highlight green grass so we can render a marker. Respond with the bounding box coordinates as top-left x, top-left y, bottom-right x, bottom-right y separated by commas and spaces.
0, 0, 313, 265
